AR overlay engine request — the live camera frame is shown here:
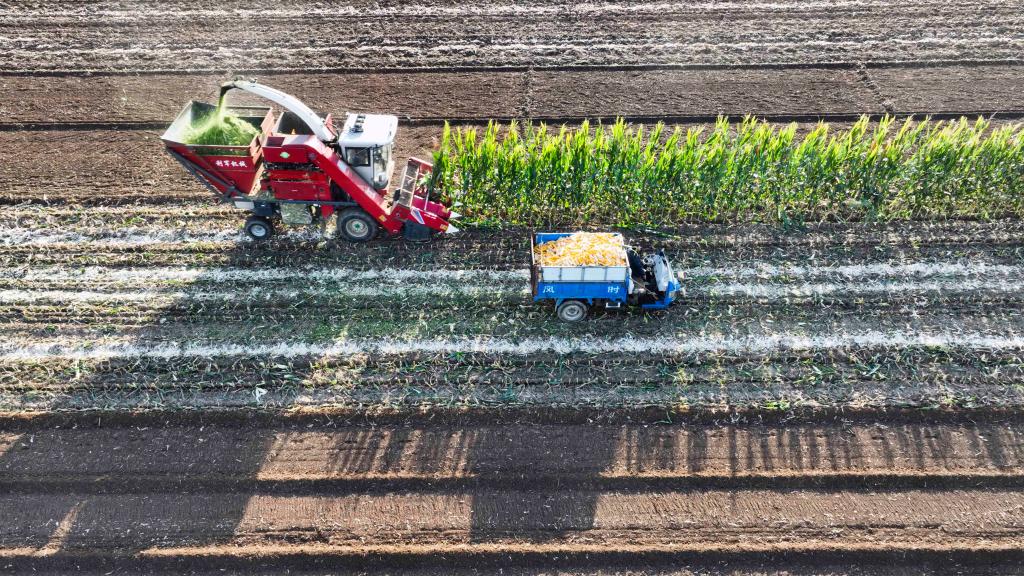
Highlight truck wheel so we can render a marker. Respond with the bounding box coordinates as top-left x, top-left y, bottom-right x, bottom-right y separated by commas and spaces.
557, 300, 589, 322
338, 208, 379, 242
244, 216, 274, 241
